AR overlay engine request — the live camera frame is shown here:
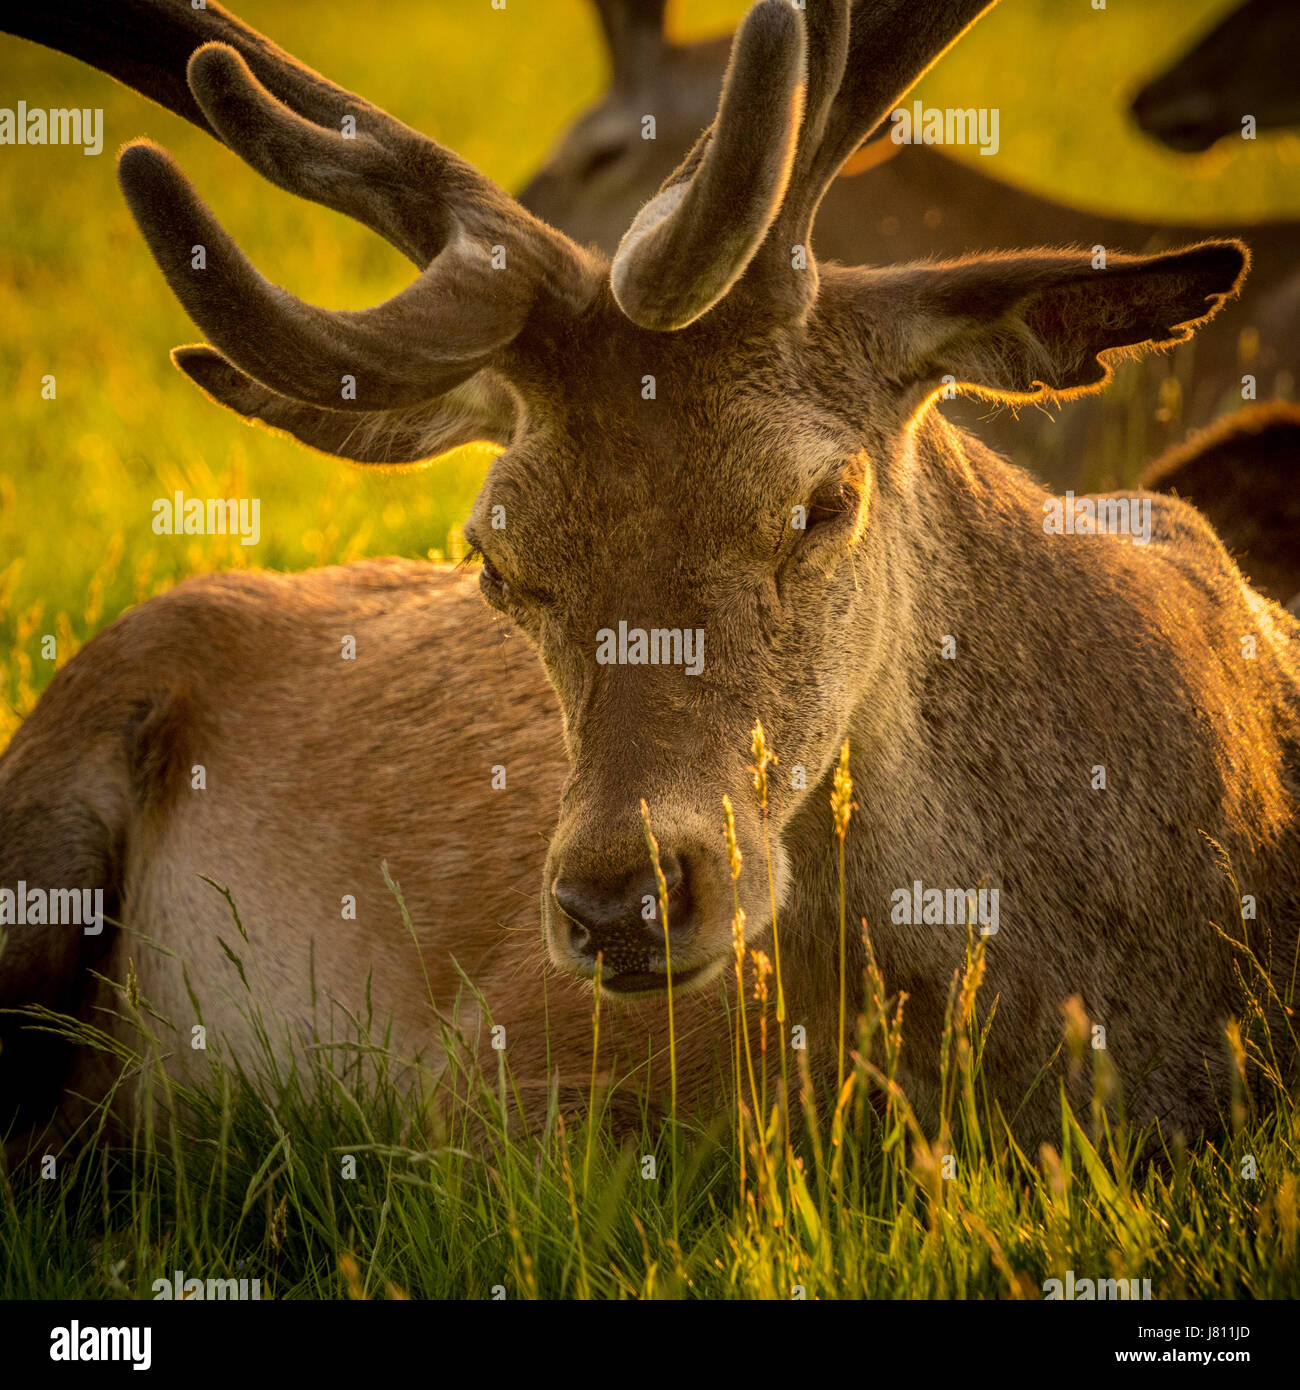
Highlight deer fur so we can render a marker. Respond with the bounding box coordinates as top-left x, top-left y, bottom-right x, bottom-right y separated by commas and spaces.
1, 0, 1297, 1154
1142, 401, 1300, 609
